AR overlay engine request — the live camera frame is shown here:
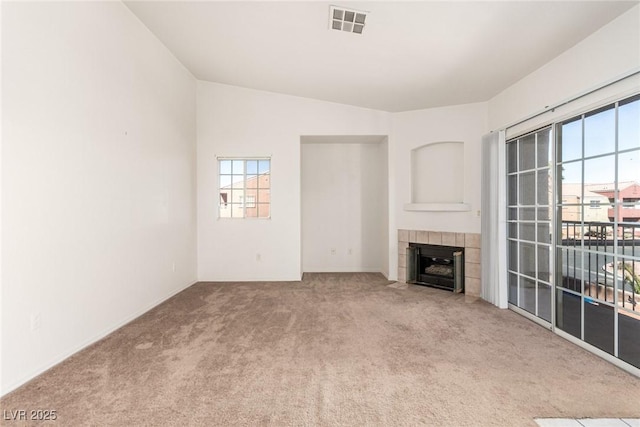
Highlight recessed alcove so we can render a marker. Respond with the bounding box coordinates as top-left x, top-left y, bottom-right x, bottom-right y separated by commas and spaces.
300, 135, 389, 275
405, 141, 469, 212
